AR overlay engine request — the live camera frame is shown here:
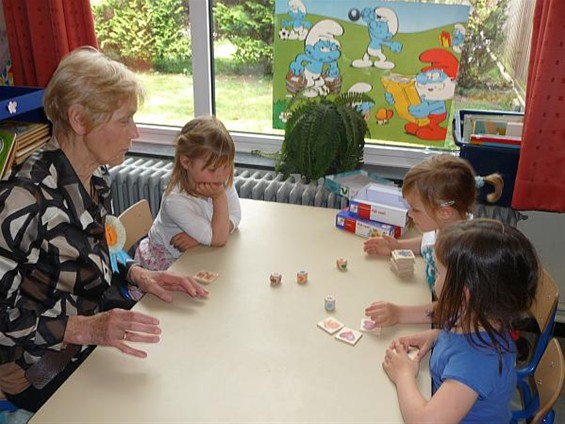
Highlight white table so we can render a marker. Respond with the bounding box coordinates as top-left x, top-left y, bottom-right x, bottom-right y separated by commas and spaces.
31, 199, 431, 423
